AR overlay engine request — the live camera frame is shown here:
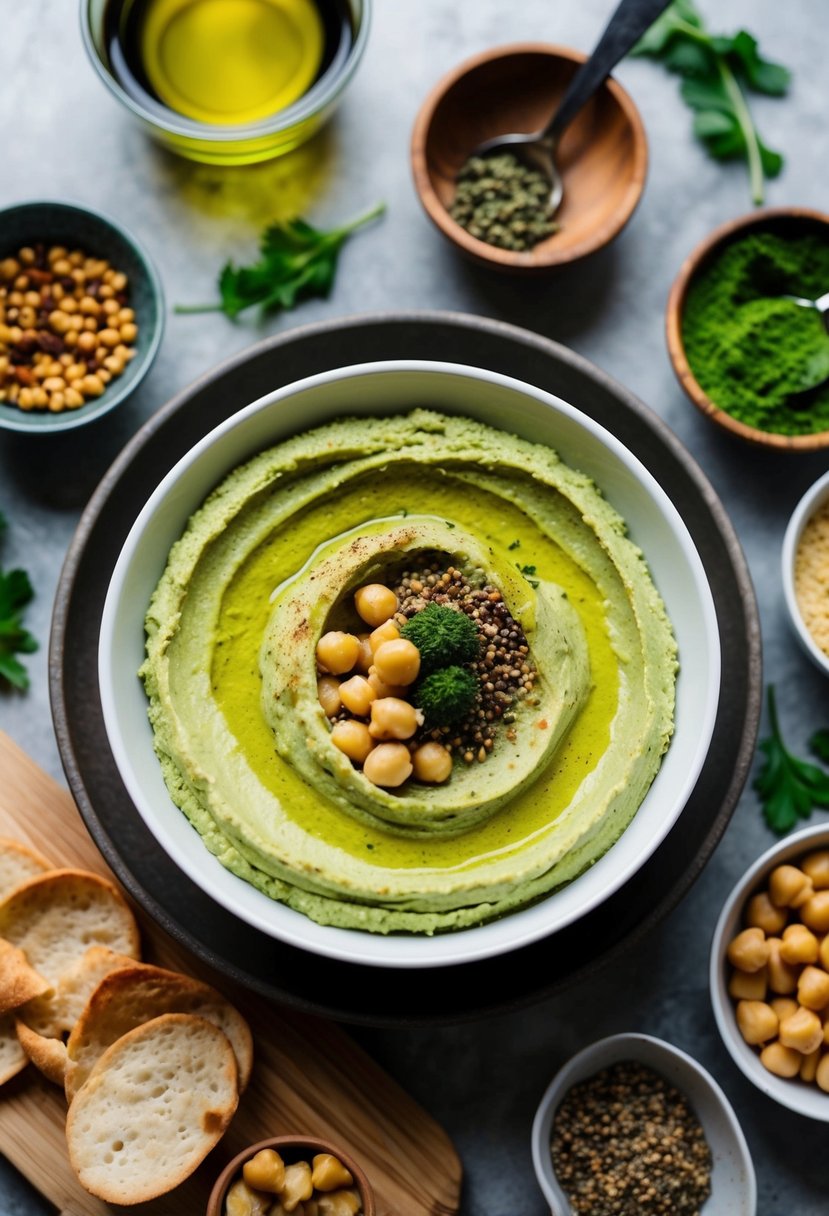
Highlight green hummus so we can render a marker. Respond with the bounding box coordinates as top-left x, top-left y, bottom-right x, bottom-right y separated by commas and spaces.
141, 410, 677, 934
